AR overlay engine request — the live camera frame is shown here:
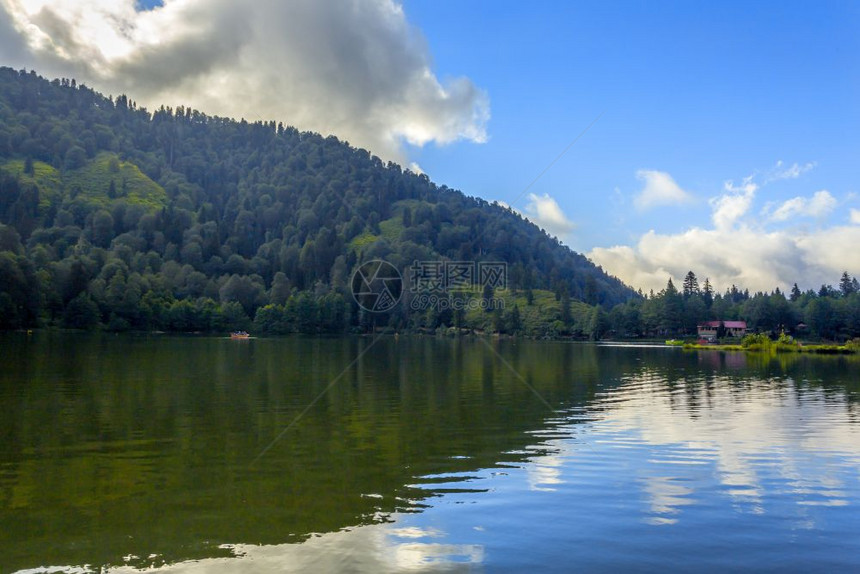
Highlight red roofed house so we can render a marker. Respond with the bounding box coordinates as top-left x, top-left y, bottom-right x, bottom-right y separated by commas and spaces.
697, 320, 747, 341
